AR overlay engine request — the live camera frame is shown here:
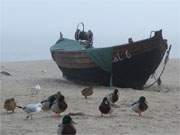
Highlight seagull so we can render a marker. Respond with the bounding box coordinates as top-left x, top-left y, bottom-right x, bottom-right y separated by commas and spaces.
131, 96, 148, 116
16, 103, 42, 119
30, 84, 41, 95
57, 115, 76, 135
